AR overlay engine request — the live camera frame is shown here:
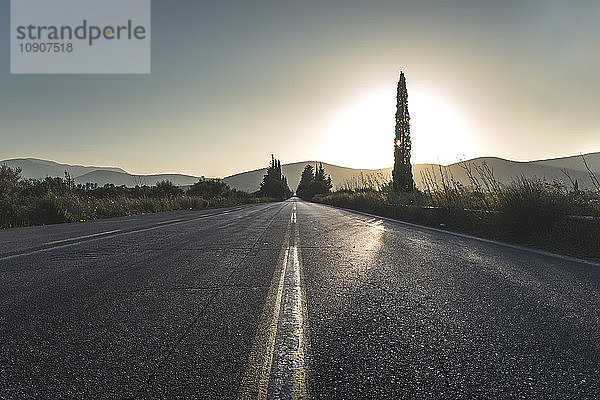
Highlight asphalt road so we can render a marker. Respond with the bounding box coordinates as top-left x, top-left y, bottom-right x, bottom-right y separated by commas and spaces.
0, 199, 599, 399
